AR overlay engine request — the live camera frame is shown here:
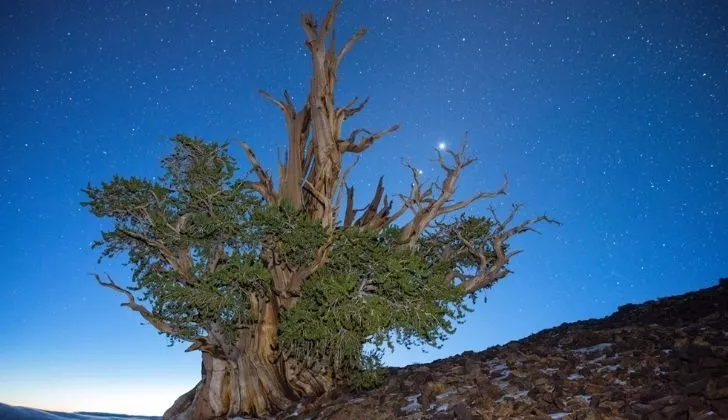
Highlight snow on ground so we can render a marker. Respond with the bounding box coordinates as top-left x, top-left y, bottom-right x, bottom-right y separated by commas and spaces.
0, 402, 161, 420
